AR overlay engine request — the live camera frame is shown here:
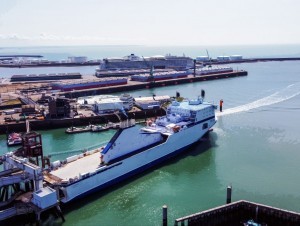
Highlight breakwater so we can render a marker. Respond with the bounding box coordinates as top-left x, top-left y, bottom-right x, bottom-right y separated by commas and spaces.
61, 70, 247, 98
206, 57, 300, 65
